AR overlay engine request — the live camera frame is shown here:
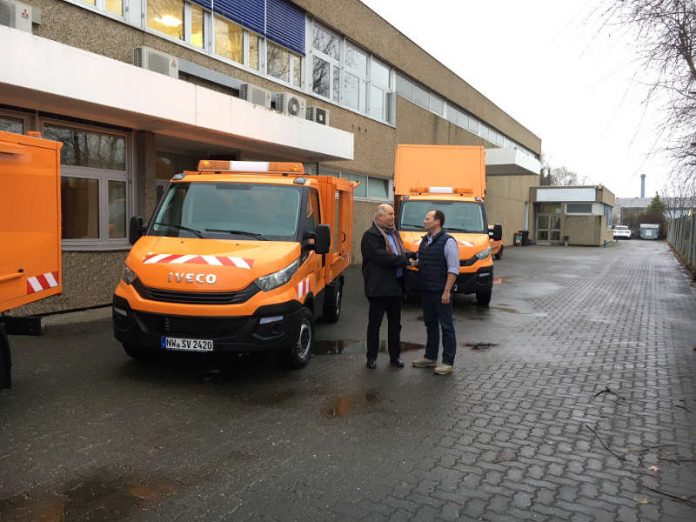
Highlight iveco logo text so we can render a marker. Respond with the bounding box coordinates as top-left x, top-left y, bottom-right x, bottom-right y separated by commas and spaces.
168, 272, 217, 284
